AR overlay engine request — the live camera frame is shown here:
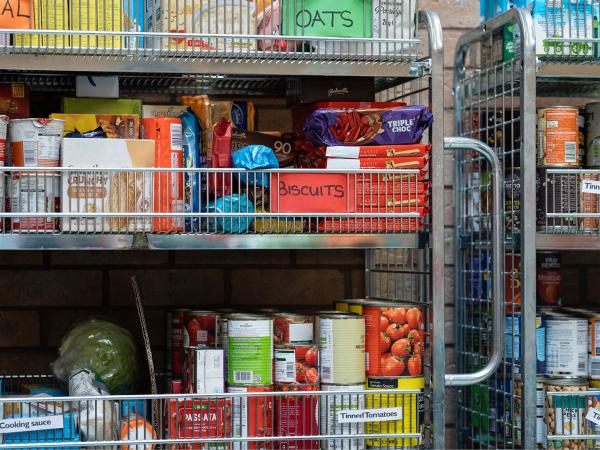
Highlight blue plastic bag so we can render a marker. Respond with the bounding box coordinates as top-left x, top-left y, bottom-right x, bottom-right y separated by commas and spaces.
207, 194, 255, 233
180, 109, 205, 232
232, 145, 279, 188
